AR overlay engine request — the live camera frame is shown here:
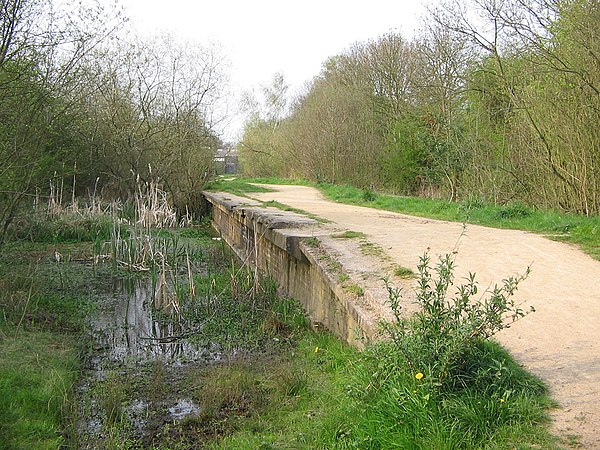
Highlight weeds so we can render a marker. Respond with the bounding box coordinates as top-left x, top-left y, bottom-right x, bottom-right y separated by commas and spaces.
0, 325, 80, 449
344, 283, 364, 297
304, 237, 320, 247
332, 230, 366, 239
394, 265, 416, 278
360, 239, 389, 259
